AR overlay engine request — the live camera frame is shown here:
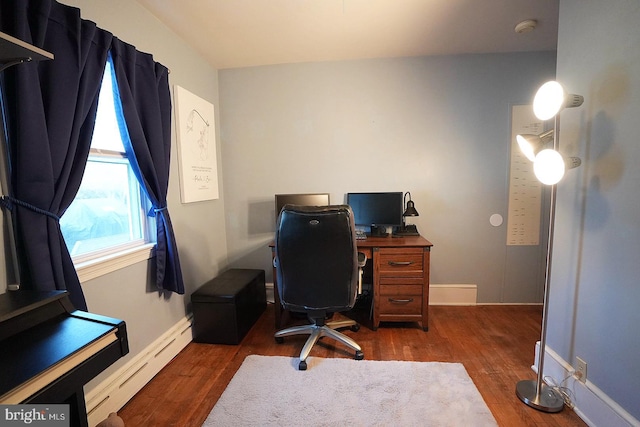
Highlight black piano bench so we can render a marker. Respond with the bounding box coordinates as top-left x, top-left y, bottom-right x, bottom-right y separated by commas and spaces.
191, 269, 266, 345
